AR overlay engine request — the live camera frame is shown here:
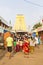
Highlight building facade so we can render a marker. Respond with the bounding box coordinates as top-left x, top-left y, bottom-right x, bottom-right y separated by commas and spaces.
0, 16, 12, 33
